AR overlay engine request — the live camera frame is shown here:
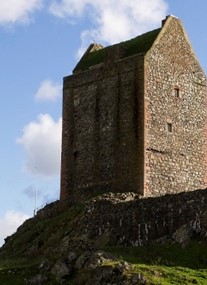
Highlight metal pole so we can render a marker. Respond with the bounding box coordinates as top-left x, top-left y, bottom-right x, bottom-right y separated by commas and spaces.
34, 187, 37, 216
